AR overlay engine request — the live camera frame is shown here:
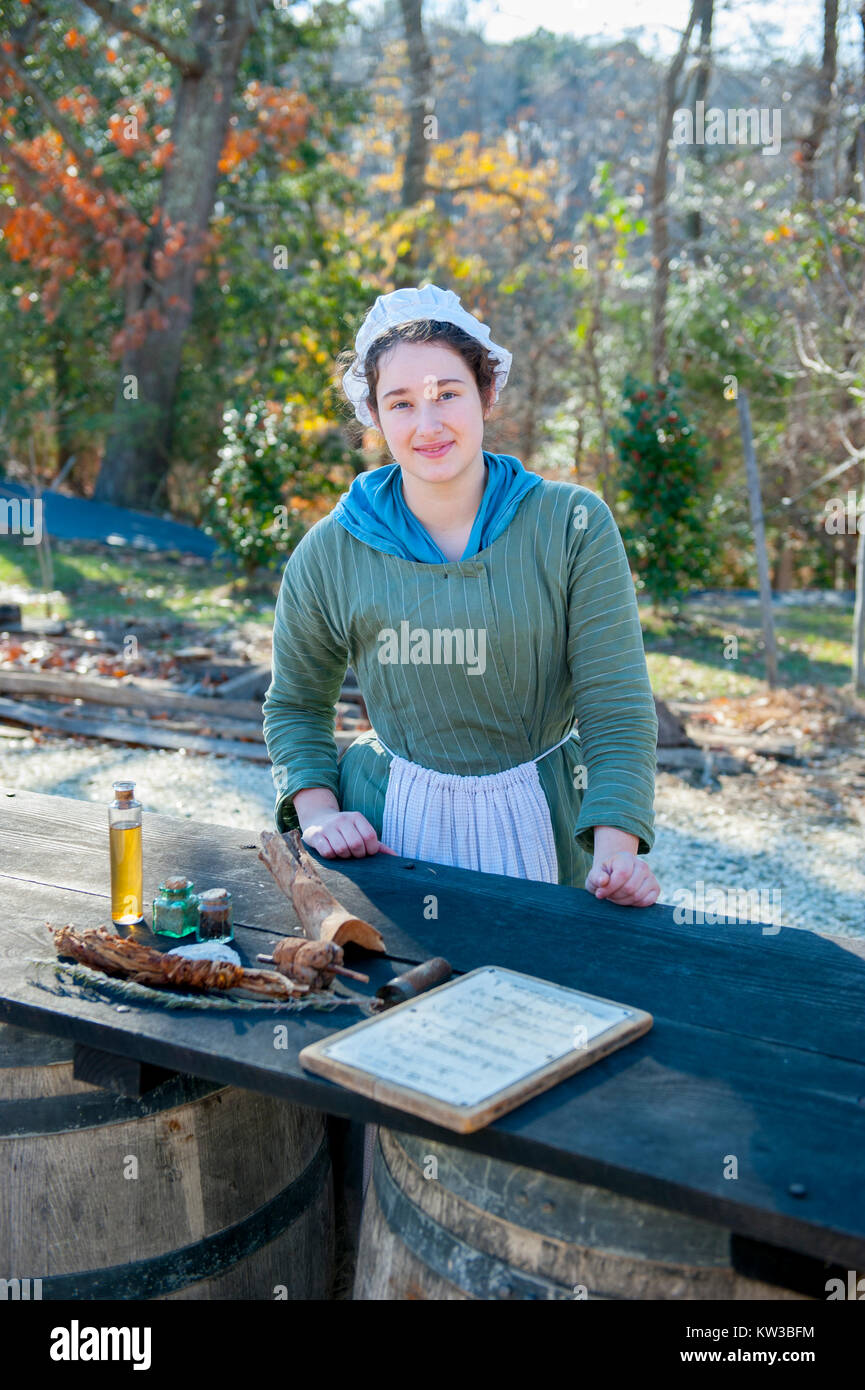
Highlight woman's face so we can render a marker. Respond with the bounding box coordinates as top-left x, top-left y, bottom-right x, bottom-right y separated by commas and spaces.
369, 341, 488, 486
